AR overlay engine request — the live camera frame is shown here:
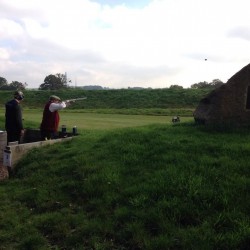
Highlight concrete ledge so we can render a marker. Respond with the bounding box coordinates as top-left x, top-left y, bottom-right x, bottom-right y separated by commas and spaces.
5, 137, 73, 169
1, 129, 76, 180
